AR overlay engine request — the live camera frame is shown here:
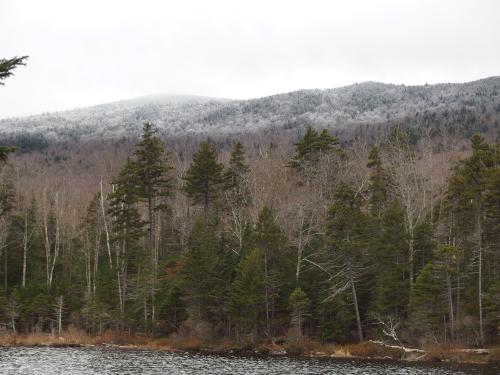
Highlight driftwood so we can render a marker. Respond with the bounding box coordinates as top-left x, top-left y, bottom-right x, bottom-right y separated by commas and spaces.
459, 348, 489, 355
369, 340, 425, 353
